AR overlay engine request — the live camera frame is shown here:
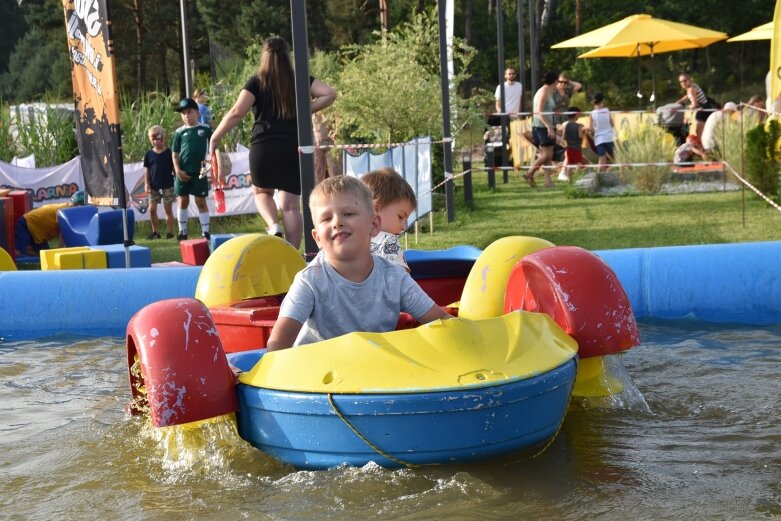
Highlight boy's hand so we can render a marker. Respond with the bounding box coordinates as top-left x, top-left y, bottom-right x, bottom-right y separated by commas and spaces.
177, 170, 191, 182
